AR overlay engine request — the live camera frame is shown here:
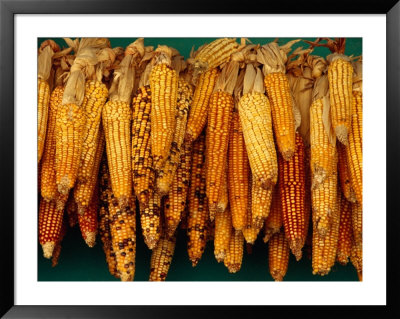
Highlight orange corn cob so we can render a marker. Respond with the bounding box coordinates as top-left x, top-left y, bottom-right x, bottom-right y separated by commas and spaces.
38, 78, 51, 163
215, 159, 228, 217
140, 192, 162, 250
224, 229, 244, 273
206, 90, 234, 214
74, 127, 105, 214
251, 179, 273, 229
185, 68, 220, 143
51, 218, 67, 267
350, 241, 362, 278
263, 187, 282, 243
39, 197, 64, 259
268, 231, 290, 281
337, 142, 356, 203
131, 85, 155, 208
164, 144, 192, 238
109, 196, 136, 281
278, 132, 307, 260
228, 110, 250, 231
157, 78, 192, 196
149, 63, 179, 170
242, 175, 262, 244
41, 86, 64, 201
346, 90, 363, 204
336, 195, 353, 265
149, 230, 177, 281
78, 182, 99, 248
65, 192, 78, 228
351, 201, 362, 246
328, 55, 353, 145
102, 100, 132, 209
214, 208, 232, 262
187, 131, 209, 266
